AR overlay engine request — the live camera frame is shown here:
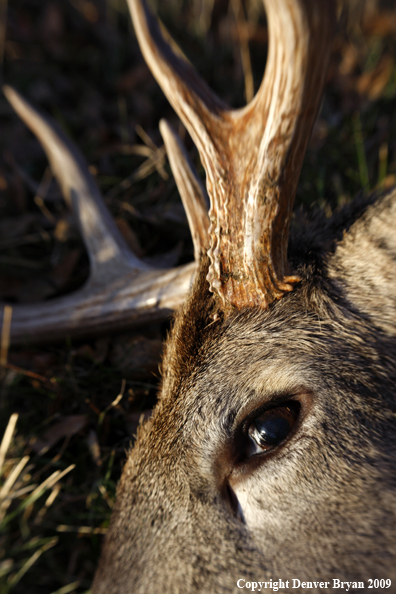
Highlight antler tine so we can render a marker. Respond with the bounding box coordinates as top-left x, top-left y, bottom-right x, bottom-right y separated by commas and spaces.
3, 85, 147, 280
129, 0, 336, 310
159, 120, 209, 261
127, 0, 229, 190
1, 87, 206, 345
